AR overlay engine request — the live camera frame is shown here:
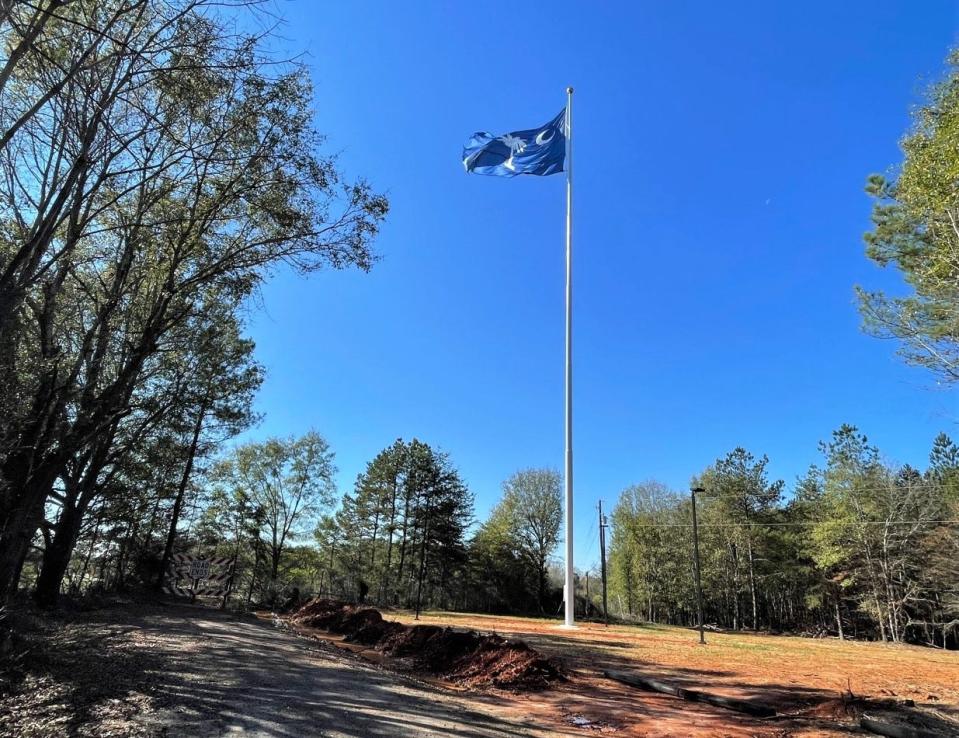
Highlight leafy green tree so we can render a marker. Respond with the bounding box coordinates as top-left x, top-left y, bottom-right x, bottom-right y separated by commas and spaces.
608, 482, 693, 624
313, 514, 345, 595
341, 439, 408, 600
468, 504, 530, 613
699, 448, 784, 630
501, 469, 562, 611
213, 433, 337, 602
802, 427, 901, 640
918, 434, 959, 645
605, 430, 956, 645
153, 298, 262, 590
858, 50, 959, 383
32, 293, 260, 607
320, 439, 472, 611
0, 0, 386, 603
465, 469, 561, 614
406, 441, 472, 616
